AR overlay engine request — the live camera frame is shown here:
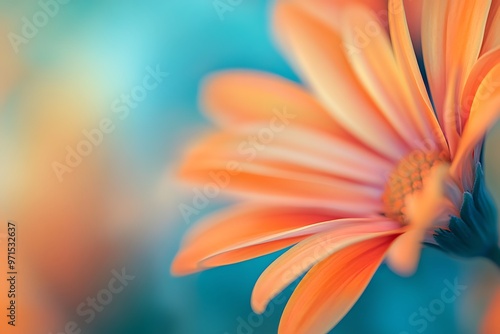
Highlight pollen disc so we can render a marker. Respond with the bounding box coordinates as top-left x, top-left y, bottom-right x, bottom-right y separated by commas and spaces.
383, 150, 449, 223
